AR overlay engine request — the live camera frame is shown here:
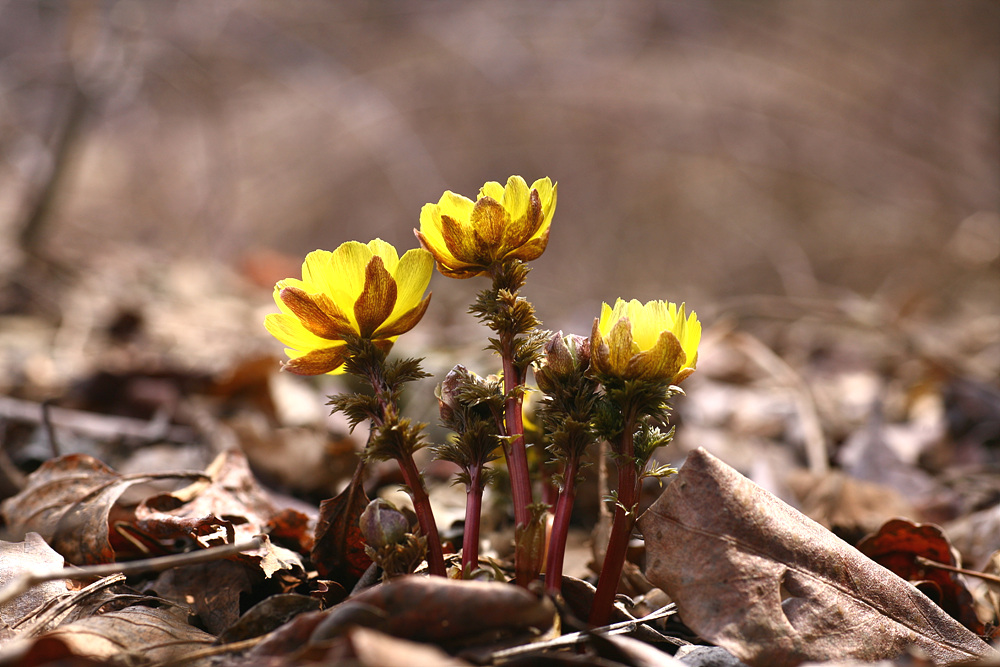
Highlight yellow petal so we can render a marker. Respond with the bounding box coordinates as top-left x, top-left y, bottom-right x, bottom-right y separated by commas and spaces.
264, 312, 330, 352
503, 188, 543, 251
436, 190, 475, 225
501, 175, 531, 225
300, 250, 334, 294
416, 205, 455, 264
629, 300, 665, 351
391, 248, 434, 317
328, 241, 373, 308
597, 301, 617, 338
367, 238, 400, 274
626, 330, 684, 381
479, 181, 505, 201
